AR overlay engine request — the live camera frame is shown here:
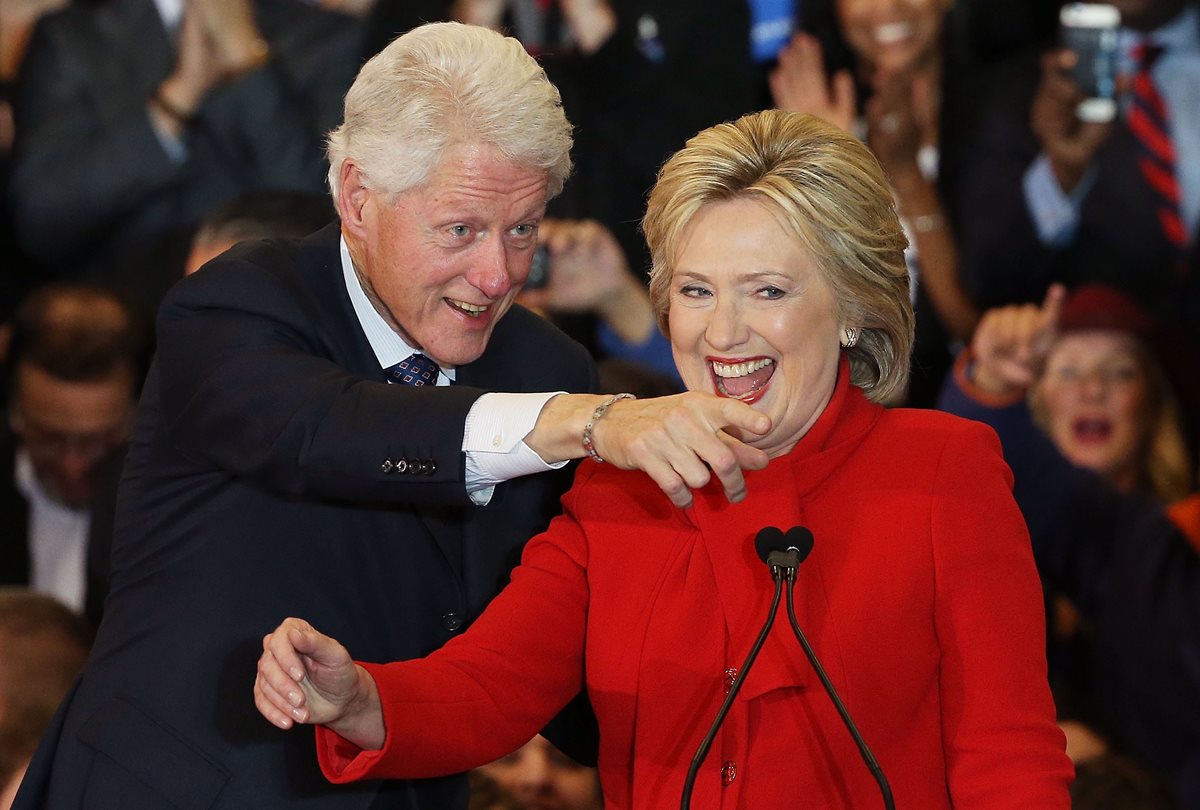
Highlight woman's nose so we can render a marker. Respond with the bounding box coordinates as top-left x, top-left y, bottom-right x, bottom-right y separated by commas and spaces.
704, 299, 747, 350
